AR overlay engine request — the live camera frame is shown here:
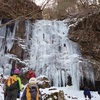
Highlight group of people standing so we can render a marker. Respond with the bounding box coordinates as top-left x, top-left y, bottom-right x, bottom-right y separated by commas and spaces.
2, 65, 100, 100
3, 65, 42, 100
